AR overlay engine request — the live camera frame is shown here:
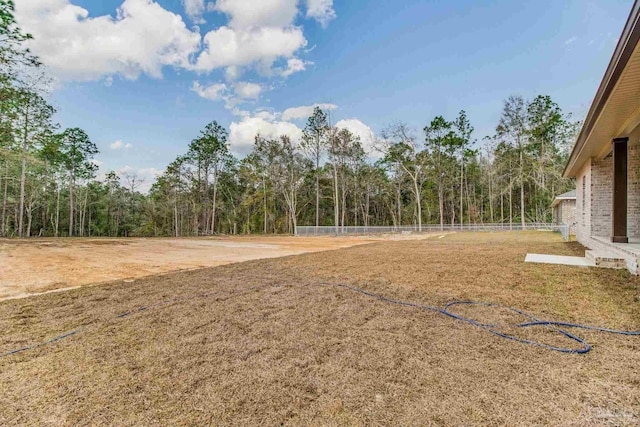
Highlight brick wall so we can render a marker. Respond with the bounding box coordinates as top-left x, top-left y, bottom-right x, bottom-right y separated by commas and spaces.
576, 142, 640, 241
573, 140, 640, 275
576, 160, 591, 241
628, 144, 640, 238
591, 155, 612, 237
562, 199, 577, 235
